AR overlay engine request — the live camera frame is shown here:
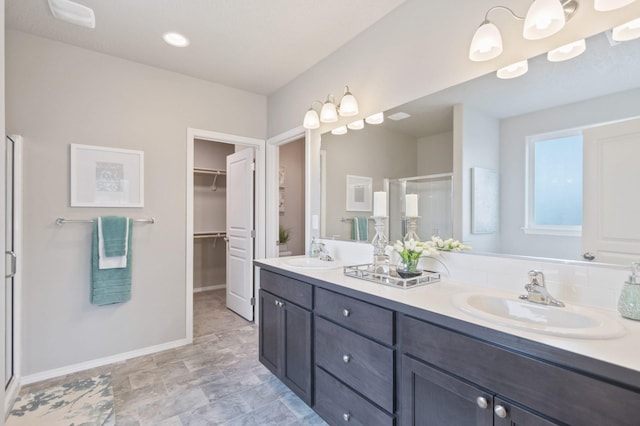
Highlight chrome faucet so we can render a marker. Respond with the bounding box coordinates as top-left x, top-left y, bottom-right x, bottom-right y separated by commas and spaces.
519, 270, 565, 307
317, 243, 334, 262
